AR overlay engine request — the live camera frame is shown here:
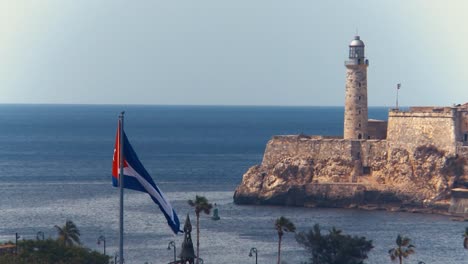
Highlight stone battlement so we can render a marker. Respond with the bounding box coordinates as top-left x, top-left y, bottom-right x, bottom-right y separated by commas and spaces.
389, 109, 456, 118
387, 107, 459, 154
